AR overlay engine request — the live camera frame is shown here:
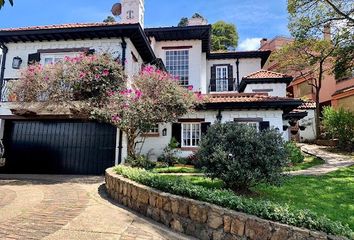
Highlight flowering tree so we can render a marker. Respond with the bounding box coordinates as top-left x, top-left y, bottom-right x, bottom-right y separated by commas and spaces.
12, 53, 125, 115
94, 66, 203, 158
